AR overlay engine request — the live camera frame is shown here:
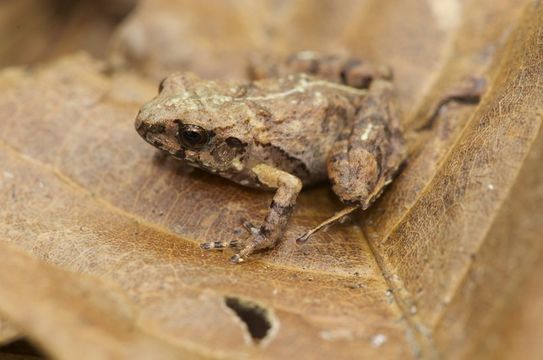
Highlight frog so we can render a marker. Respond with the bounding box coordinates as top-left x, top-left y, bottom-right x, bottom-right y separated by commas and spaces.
134, 51, 483, 263
135, 51, 406, 263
